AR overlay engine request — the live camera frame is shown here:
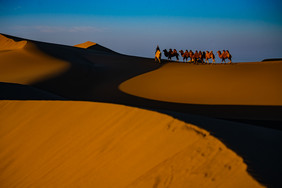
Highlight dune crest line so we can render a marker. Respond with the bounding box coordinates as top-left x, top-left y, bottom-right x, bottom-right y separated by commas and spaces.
0, 100, 263, 188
